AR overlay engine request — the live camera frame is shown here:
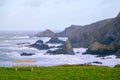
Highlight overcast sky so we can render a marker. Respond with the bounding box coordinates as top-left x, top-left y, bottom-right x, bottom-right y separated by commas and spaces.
0, 0, 120, 31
